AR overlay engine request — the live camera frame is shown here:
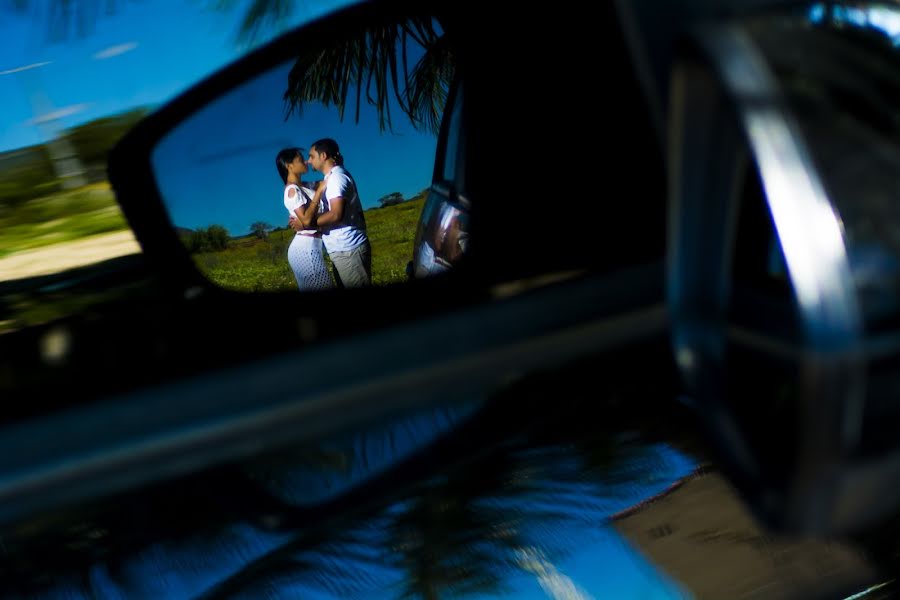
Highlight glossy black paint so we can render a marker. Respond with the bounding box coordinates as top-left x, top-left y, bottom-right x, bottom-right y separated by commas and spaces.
4, 1, 900, 598
1, 342, 698, 598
